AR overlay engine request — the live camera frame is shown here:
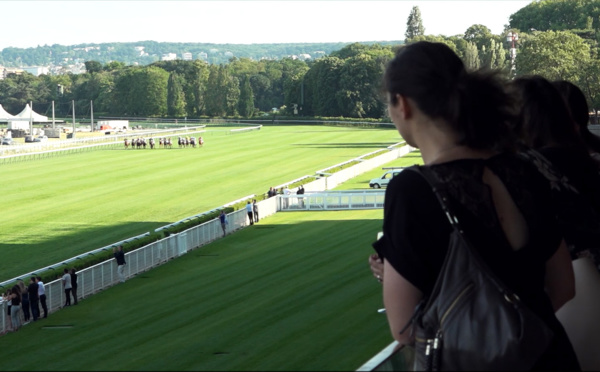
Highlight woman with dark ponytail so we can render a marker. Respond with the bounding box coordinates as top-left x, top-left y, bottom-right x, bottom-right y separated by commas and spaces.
553, 79, 600, 165
371, 42, 579, 370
